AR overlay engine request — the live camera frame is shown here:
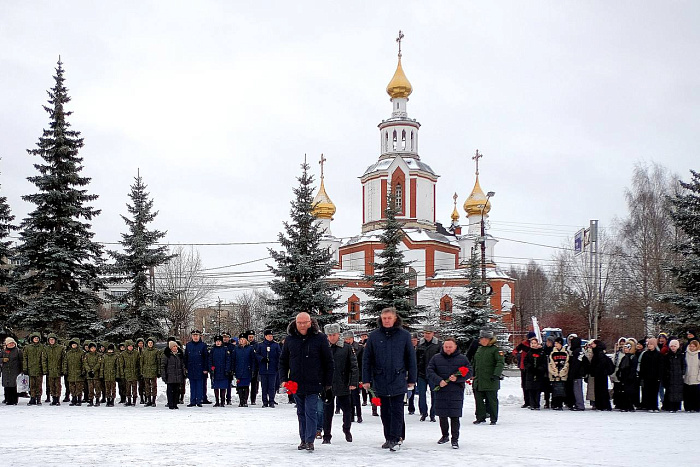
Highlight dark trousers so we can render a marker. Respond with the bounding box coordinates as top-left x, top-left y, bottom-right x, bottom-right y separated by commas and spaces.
144, 377, 157, 398
529, 390, 542, 409
379, 394, 405, 443
564, 378, 575, 408
201, 378, 209, 402
323, 394, 352, 439
520, 369, 530, 406
295, 393, 320, 443
642, 380, 660, 410
417, 377, 435, 417
260, 373, 277, 406
4, 387, 18, 405
474, 389, 499, 422
226, 376, 233, 402
684, 384, 700, 411
407, 389, 415, 413
167, 383, 180, 409
189, 378, 203, 404
117, 378, 126, 399
361, 387, 368, 404
250, 375, 259, 403
350, 388, 362, 418
439, 416, 460, 440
